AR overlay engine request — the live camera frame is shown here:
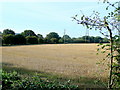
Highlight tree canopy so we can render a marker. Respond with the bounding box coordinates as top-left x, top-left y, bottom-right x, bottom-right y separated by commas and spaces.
45, 32, 60, 44
21, 30, 37, 37
3, 29, 15, 35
